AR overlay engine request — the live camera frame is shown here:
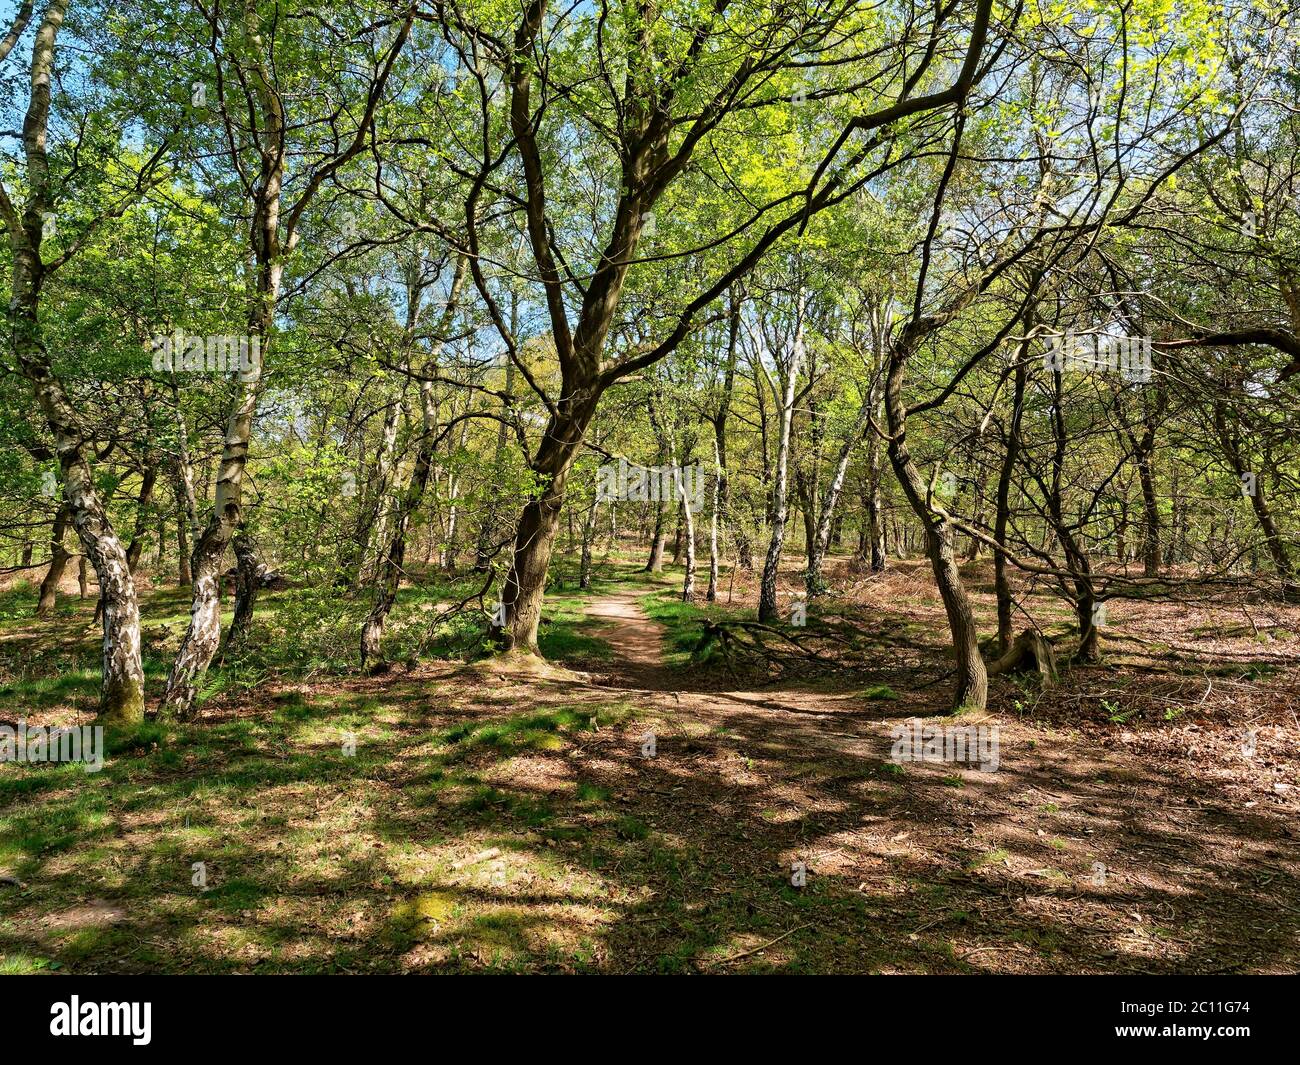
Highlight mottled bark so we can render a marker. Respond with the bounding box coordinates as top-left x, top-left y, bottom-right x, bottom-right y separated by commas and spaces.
360, 257, 467, 669
219, 529, 260, 663
163, 1, 413, 713
163, 17, 285, 713
757, 301, 804, 624
3, 0, 143, 721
